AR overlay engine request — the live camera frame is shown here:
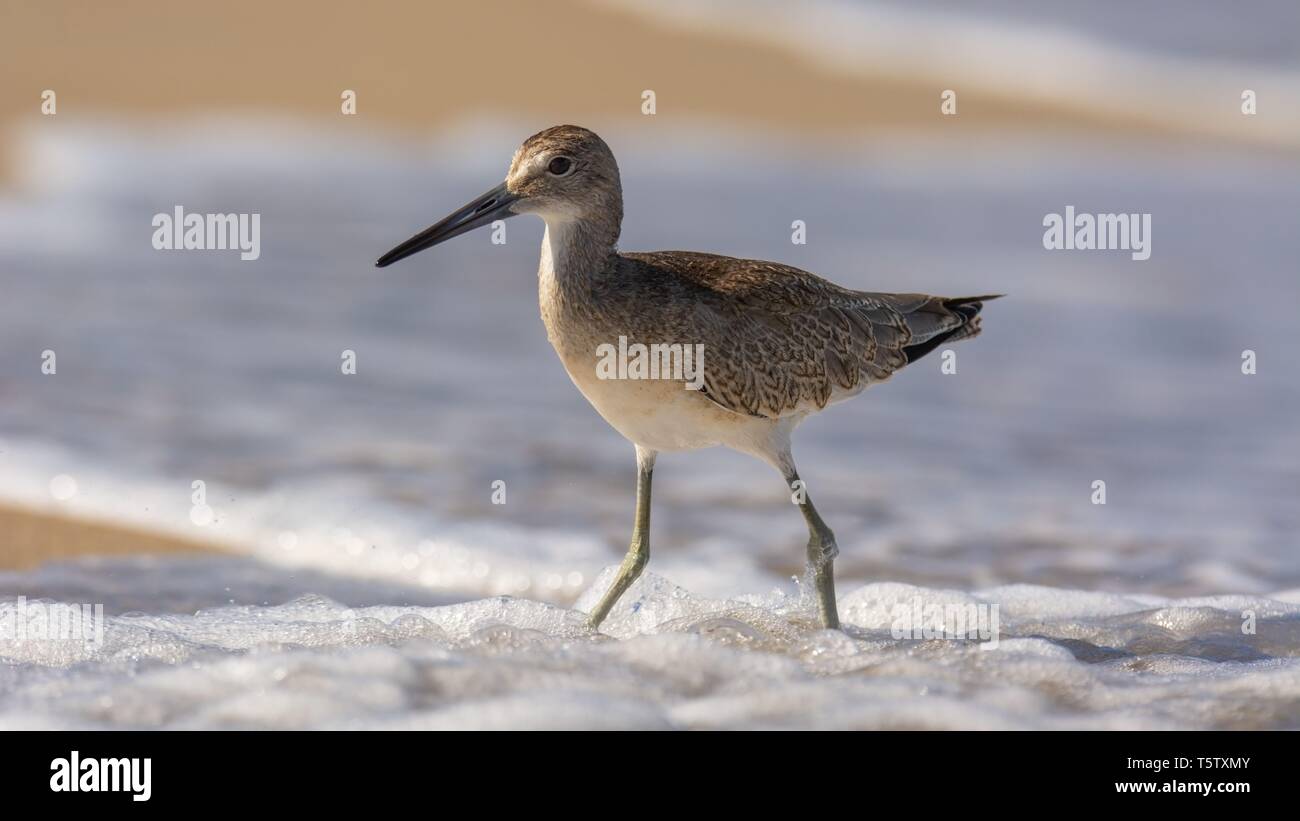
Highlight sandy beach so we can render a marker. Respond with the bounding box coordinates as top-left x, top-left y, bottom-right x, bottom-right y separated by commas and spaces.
0, 504, 216, 570
4, 0, 1296, 188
